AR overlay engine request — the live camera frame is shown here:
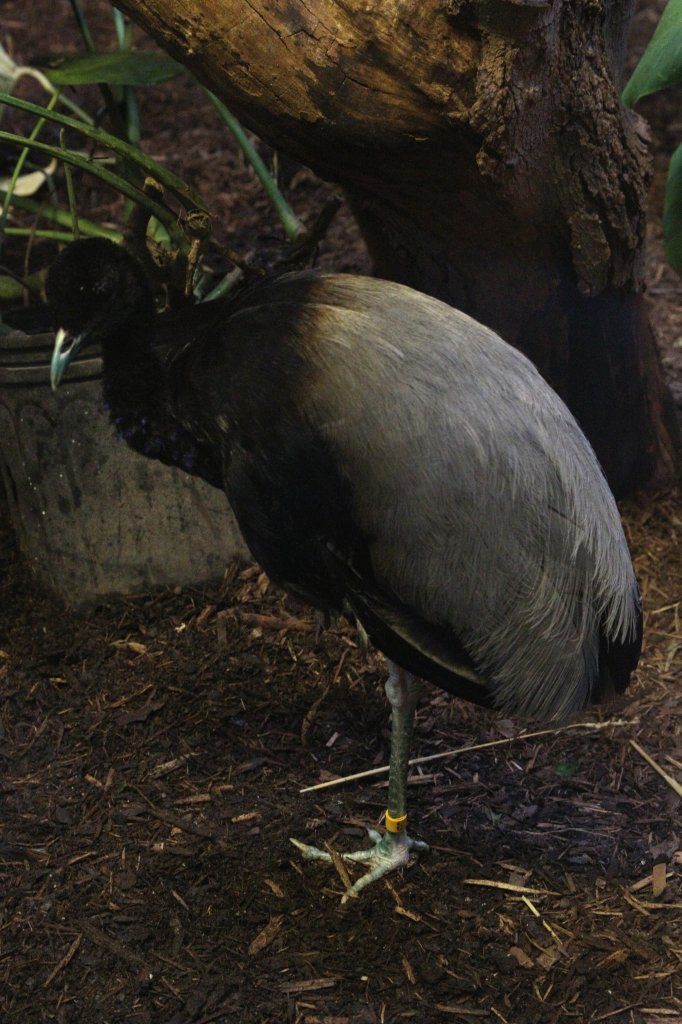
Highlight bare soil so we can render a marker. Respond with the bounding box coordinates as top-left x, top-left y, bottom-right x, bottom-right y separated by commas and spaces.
1, 4, 680, 1023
